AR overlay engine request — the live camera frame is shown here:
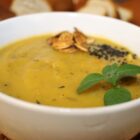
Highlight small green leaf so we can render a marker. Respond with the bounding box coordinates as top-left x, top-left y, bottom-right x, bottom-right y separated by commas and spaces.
104, 87, 132, 106
102, 64, 119, 85
77, 73, 104, 94
103, 64, 140, 85
117, 64, 140, 78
